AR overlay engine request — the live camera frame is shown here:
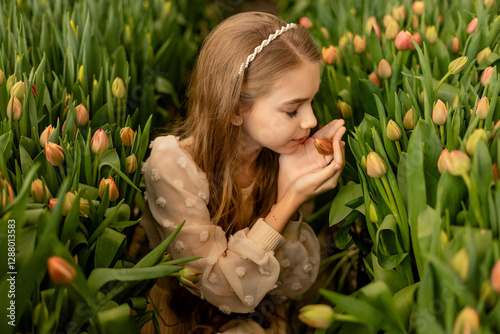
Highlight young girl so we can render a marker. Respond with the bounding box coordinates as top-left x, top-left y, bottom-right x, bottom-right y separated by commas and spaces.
141, 11, 346, 333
